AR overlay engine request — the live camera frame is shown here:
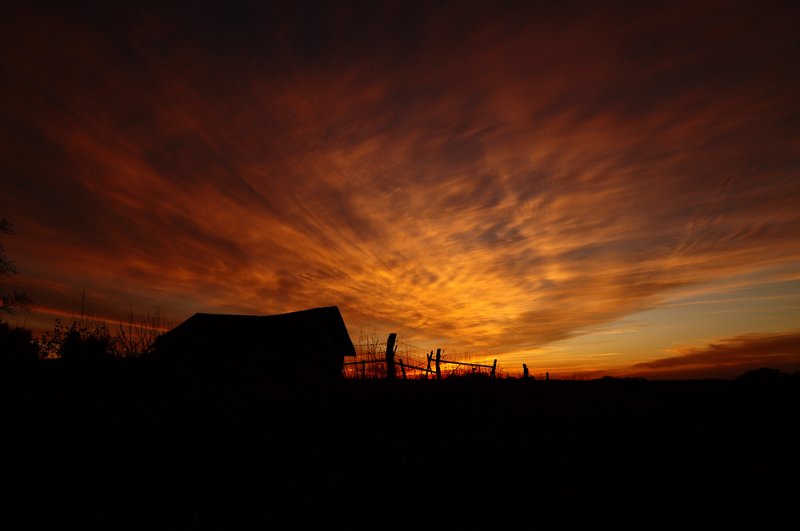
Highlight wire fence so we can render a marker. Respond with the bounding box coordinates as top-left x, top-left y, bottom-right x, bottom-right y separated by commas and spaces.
344, 333, 498, 380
